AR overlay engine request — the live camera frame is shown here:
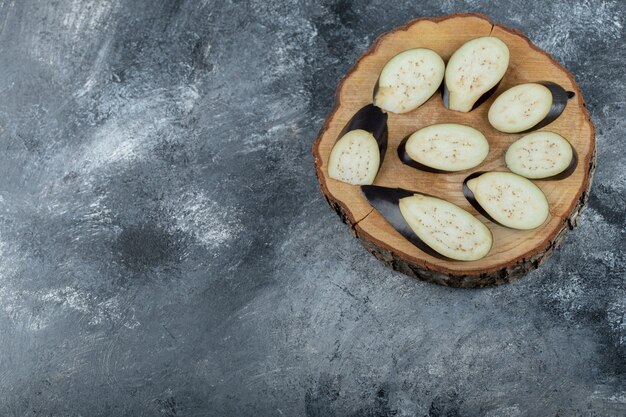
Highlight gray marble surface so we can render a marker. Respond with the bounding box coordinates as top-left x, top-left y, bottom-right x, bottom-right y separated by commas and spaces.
0, 1, 624, 416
